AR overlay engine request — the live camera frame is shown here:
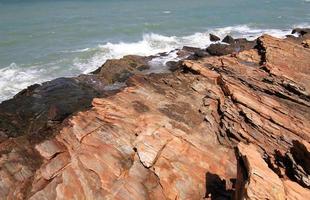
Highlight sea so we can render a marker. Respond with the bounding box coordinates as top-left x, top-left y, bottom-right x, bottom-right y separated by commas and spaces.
0, 0, 309, 102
